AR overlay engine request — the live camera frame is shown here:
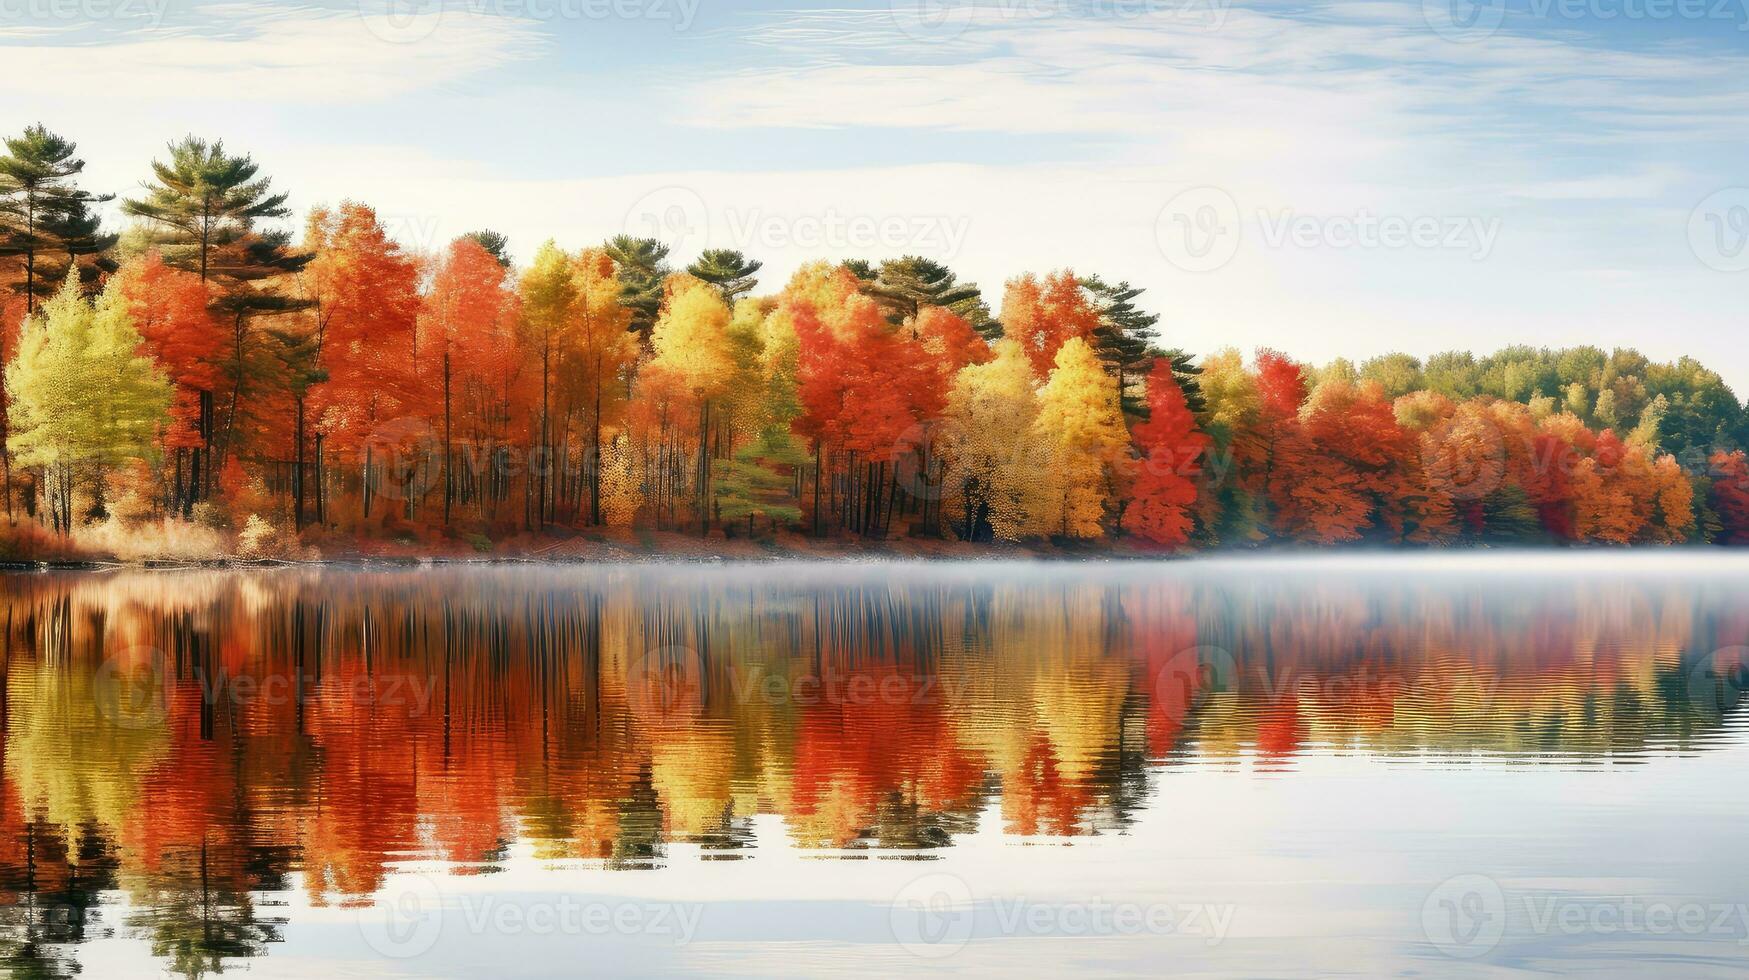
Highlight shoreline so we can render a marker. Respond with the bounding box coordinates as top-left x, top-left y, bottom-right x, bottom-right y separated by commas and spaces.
3, 542, 1737, 574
